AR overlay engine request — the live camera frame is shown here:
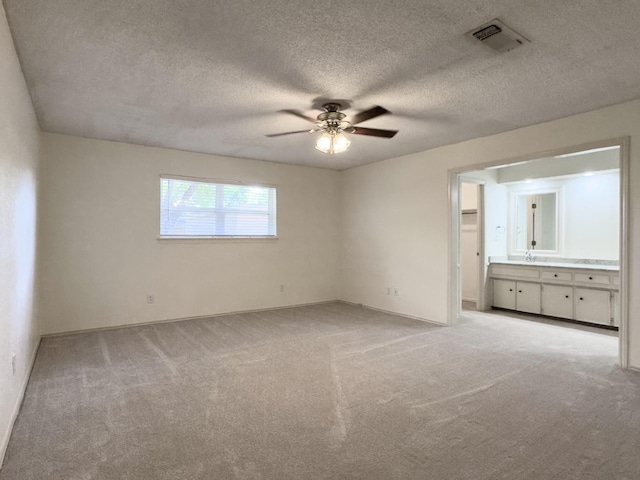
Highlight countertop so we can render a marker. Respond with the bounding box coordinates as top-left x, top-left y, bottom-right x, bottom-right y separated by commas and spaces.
489, 261, 619, 272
